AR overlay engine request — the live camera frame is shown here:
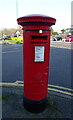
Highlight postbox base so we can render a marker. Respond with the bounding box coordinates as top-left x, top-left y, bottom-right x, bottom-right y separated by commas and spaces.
23, 96, 47, 113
